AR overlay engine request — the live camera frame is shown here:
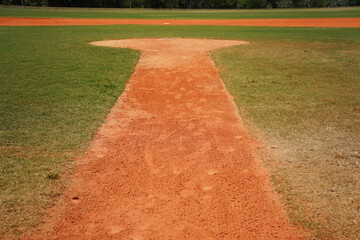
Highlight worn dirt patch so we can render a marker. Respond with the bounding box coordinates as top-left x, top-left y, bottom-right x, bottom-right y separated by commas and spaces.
1, 17, 359, 28
27, 39, 302, 239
